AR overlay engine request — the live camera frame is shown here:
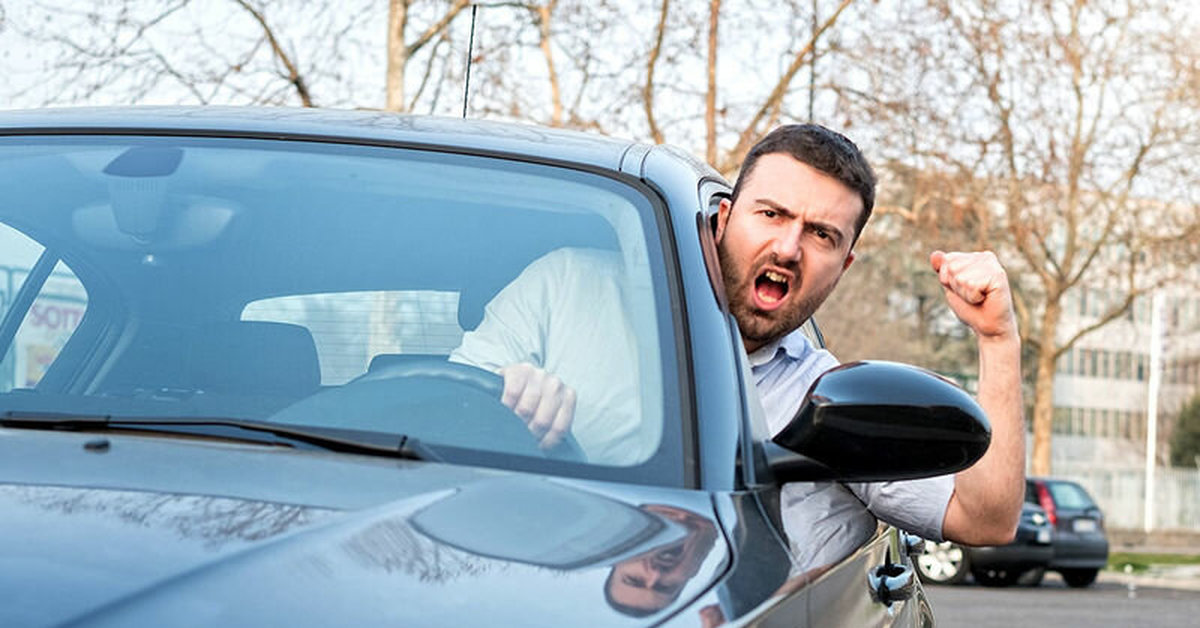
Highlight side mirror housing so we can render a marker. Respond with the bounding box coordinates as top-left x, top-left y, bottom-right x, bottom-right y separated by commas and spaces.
766, 361, 991, 482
